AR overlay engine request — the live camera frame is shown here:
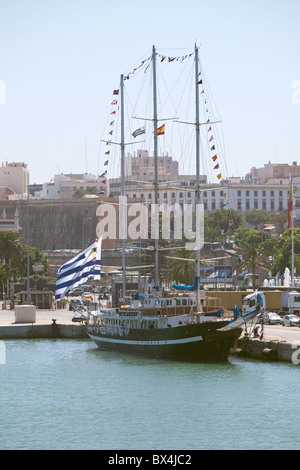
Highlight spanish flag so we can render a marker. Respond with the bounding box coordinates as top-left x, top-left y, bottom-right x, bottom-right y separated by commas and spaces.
287, 179, 293, 228
157, 124, 165, 135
